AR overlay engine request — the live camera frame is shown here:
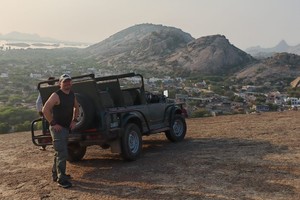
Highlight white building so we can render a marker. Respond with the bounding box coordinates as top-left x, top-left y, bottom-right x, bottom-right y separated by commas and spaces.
0, 73, 8, 78
286, 97, 300, 107
30, 73, 42, 78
